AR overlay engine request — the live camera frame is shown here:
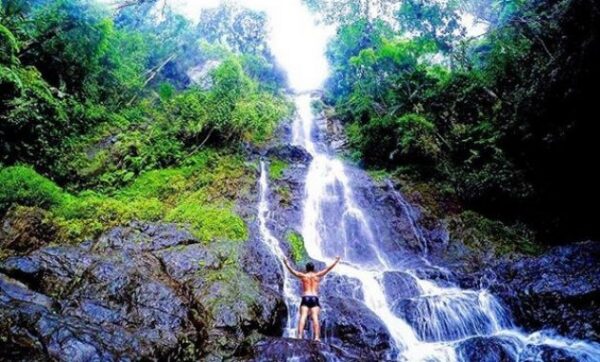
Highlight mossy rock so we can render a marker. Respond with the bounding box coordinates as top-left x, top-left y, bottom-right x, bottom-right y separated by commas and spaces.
269, 159, 288, 181
285, 230, 309, 263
